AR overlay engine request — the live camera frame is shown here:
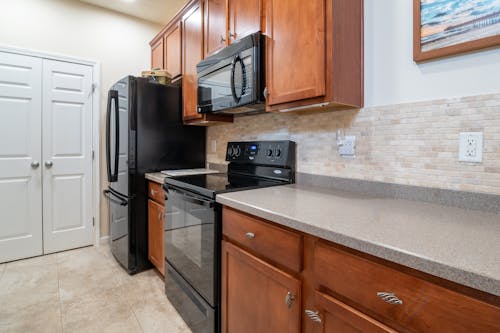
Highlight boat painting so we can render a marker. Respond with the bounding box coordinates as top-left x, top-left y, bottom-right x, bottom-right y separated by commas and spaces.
420, 0, 500, 52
